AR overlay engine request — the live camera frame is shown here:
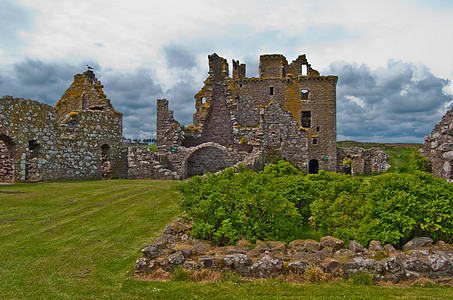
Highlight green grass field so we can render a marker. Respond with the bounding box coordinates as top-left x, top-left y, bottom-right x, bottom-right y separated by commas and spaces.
1, 179, 452, 299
